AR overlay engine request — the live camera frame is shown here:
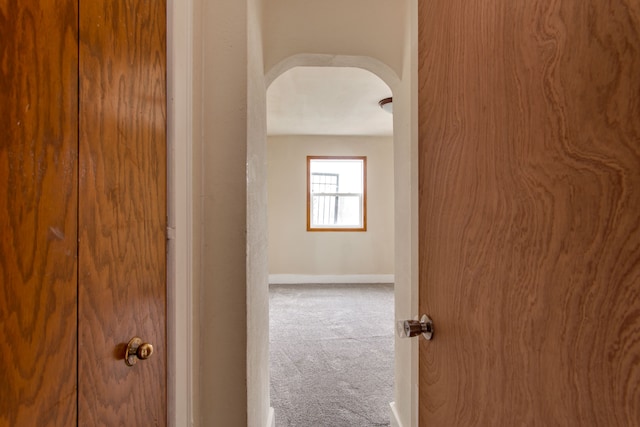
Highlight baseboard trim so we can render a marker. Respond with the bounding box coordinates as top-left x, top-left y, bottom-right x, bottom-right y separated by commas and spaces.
390, 402, 403, 427
267, 407, 275, 427
268, 274, 395, 284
